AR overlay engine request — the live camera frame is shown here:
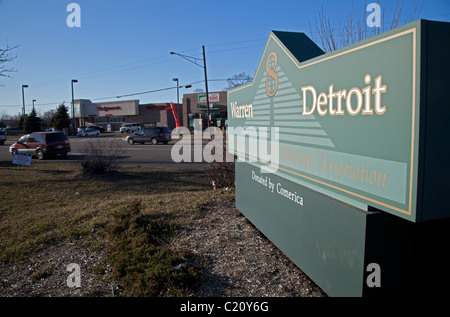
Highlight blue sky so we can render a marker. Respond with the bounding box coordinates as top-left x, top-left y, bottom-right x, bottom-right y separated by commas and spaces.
1, 0, 449, 116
